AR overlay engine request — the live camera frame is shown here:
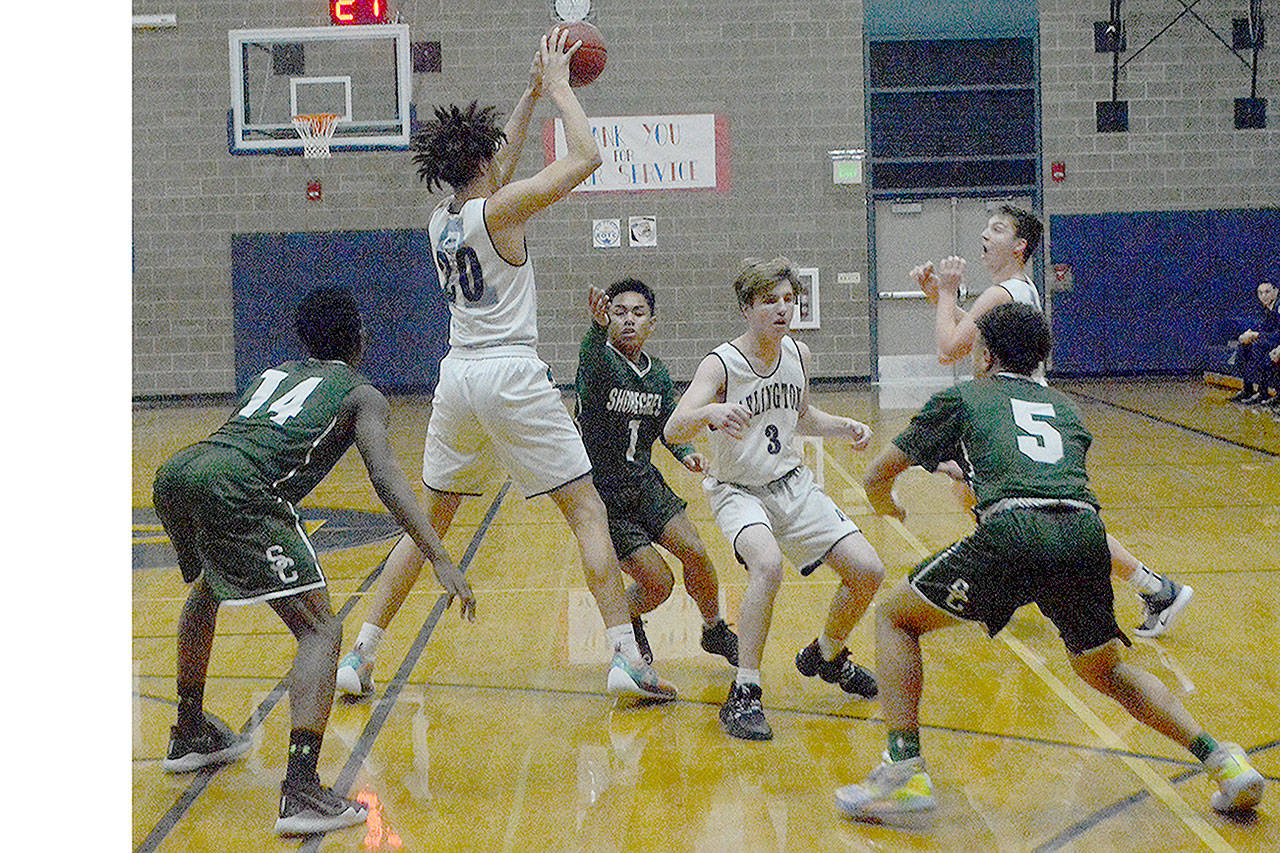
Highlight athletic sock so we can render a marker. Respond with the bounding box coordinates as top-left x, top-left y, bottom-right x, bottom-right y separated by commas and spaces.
354, 623, 384, 658
818, 633, 844, 661
176, 681, 205, 736
704, 617, 724, 630
1129, 564, 1165, 595
285, 729, 323, 788
887, 729, 921, 762
735, 668, 762, 688
607, 623, 642, 663
1189, 733, 1220, 763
